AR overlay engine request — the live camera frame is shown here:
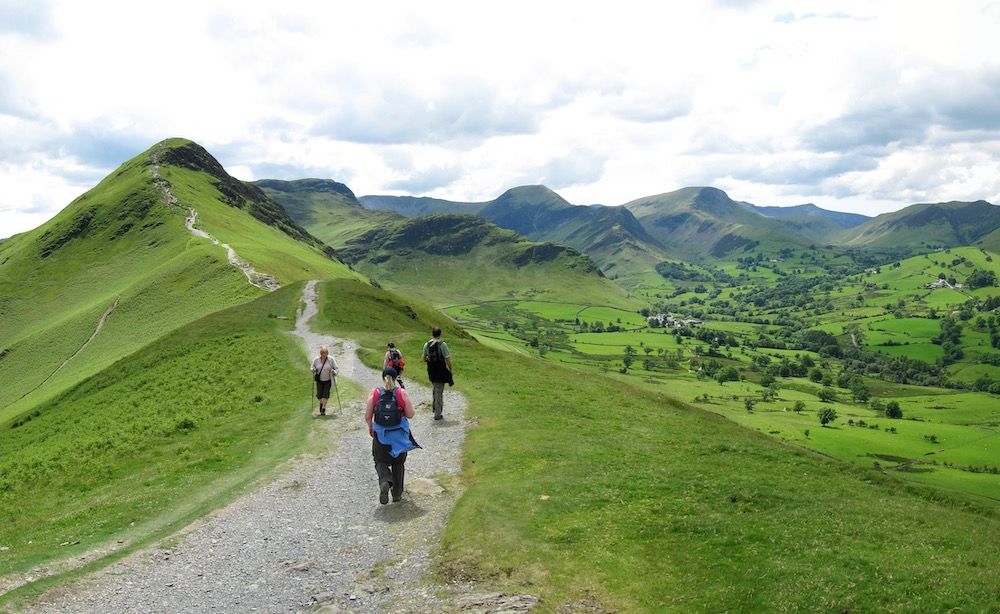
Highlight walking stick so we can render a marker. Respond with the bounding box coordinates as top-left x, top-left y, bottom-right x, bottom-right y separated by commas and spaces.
333, 375, 343, 413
